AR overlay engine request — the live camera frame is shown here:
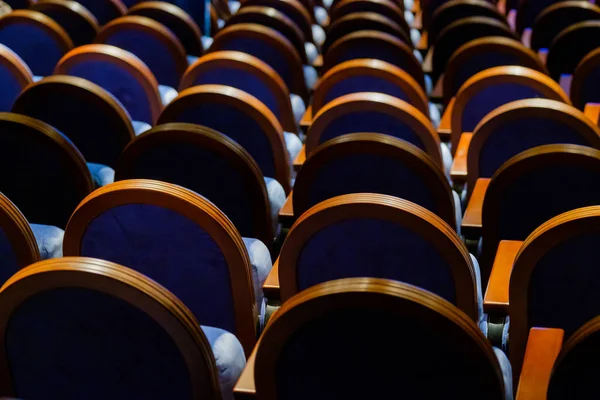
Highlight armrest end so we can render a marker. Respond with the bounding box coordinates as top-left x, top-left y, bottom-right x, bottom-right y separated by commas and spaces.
417, 31, 428, 51
234, 348, 257, 399
263, 258, 280, 300
450, 132, 472, 183
584, 103, 600, 126
438, 97, 454, 141
300, 106, 312, 130
278, 192, 295, 226
293, 145, 306, 173
483, 240, 522, 314
461, 178, 490, 238
312, 54, 323, 68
